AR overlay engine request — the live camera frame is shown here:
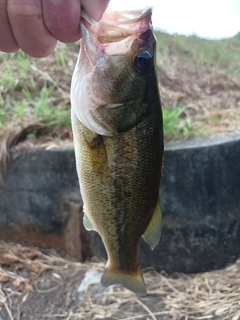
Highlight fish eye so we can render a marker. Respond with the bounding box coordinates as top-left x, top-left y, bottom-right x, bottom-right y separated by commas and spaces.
133, 50, 152, 73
